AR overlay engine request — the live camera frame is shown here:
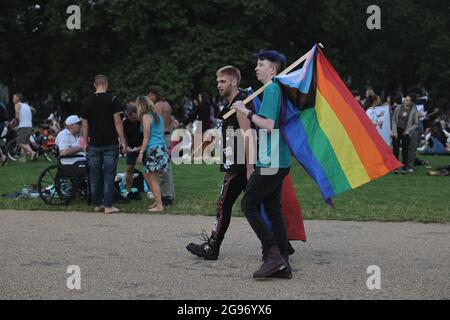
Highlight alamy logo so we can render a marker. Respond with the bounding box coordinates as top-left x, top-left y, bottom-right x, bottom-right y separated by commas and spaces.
366, 265, 381, 290
66, 265, 81, 290
66, 5, 81, 30
366, 5, 381, 30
